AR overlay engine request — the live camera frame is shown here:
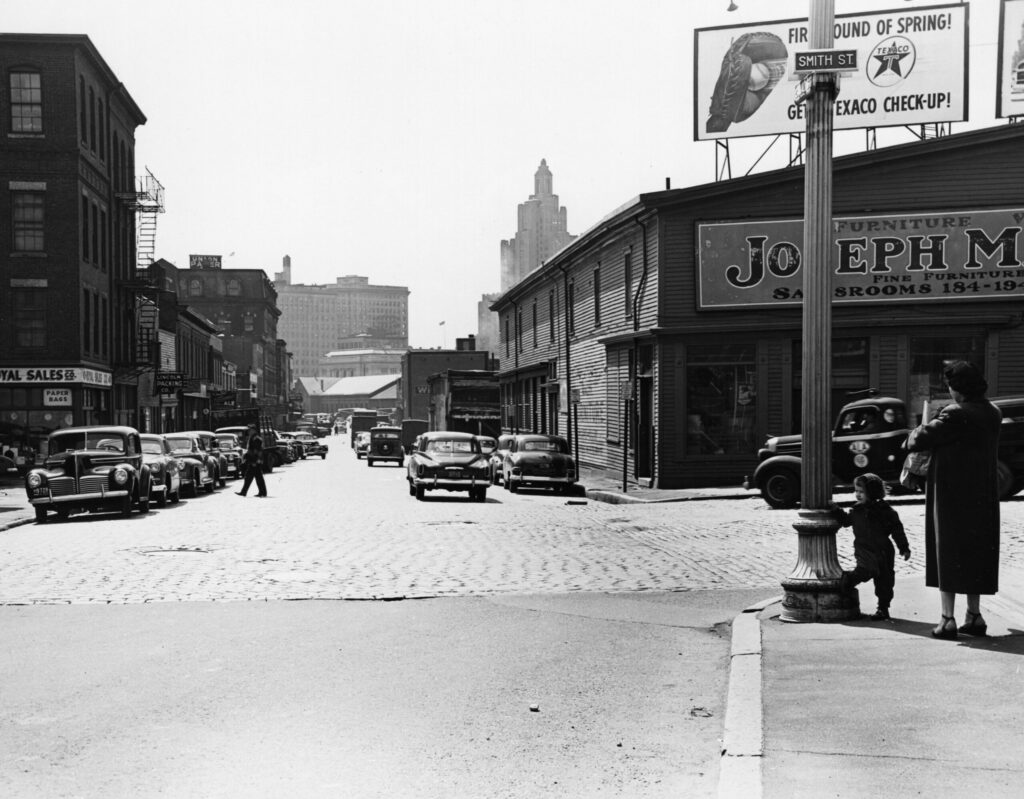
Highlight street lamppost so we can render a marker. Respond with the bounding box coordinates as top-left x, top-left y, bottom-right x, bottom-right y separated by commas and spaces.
780, 0, 859, 622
